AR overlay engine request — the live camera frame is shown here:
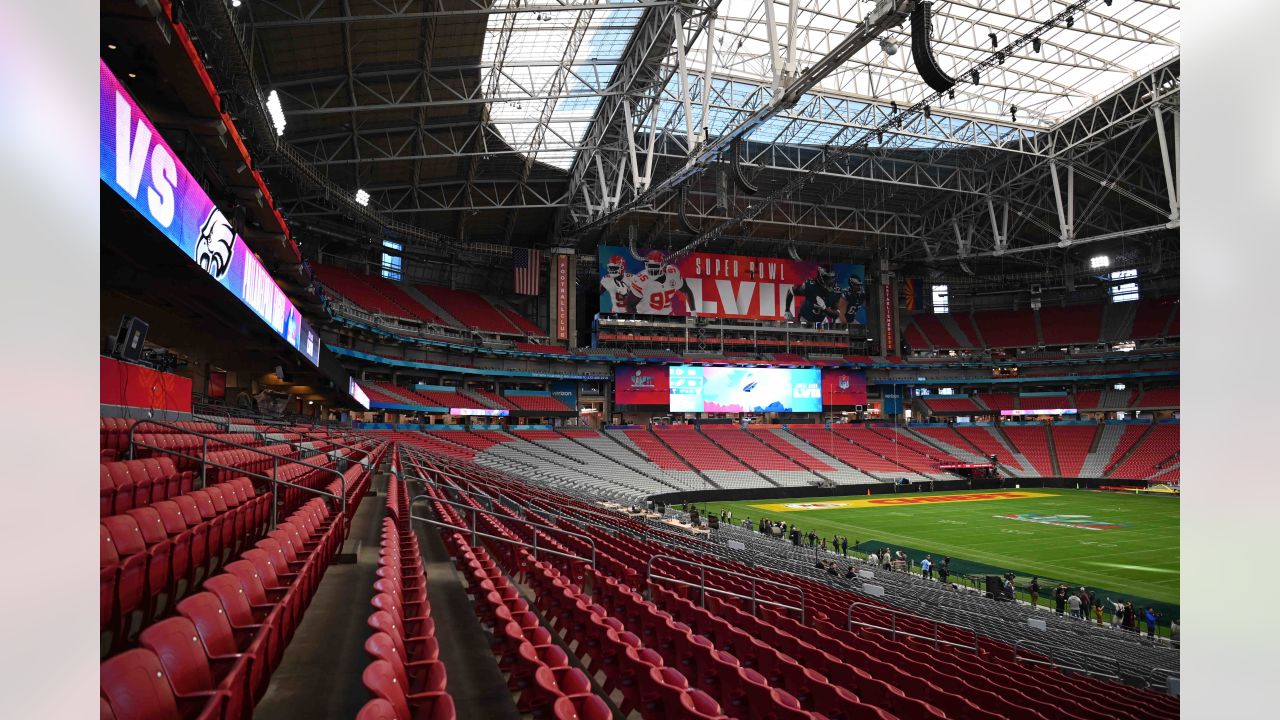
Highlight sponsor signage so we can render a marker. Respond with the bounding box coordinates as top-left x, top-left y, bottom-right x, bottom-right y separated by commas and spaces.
1000, 408, 1078, 416
598, 245, 865, 322
821, 369, 868, 407
751, 491, 1053, 512
613, 364, 670, 406
549, 380, 578, 409
100, 61, 320, 366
